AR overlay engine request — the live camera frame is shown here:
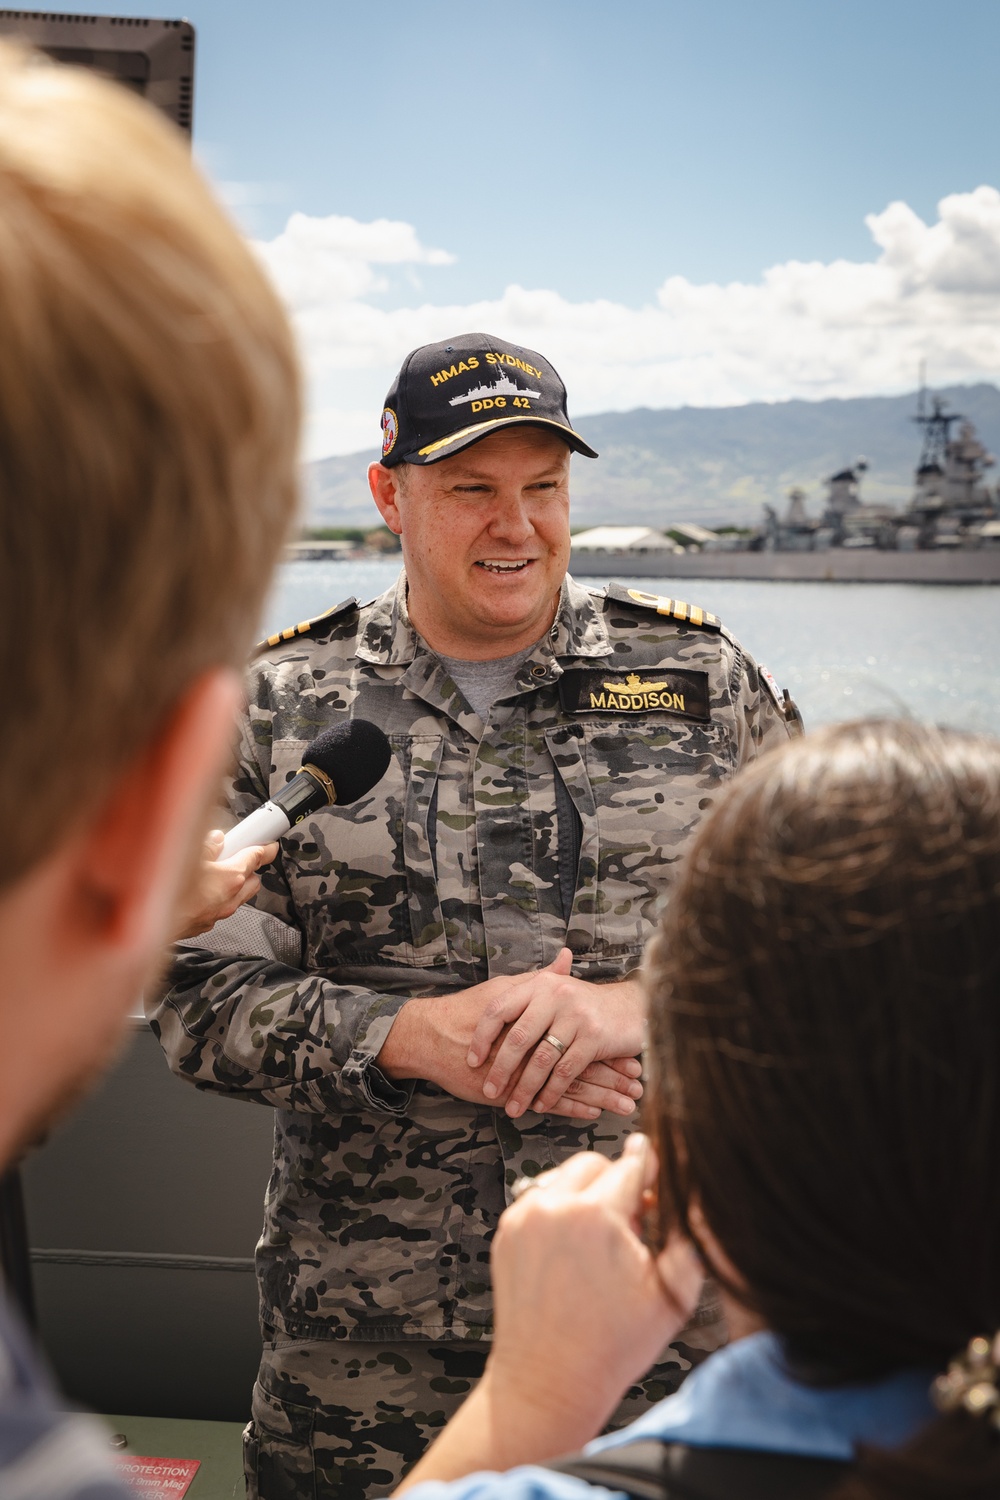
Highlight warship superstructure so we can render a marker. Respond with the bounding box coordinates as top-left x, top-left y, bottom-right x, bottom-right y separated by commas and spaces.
752, 392, 1000, 557
569, 390, 1000, 582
